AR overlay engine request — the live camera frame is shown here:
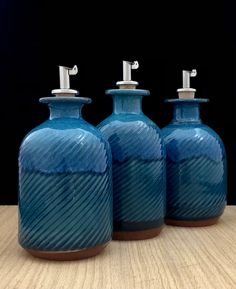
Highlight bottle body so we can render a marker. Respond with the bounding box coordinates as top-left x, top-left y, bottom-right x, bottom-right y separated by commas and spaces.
162, 99, 227, 226
98, 89, 166, 240
18, 98, 112, 260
